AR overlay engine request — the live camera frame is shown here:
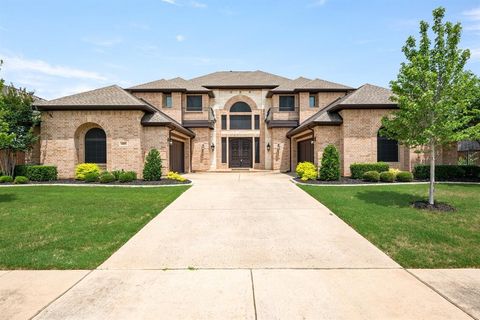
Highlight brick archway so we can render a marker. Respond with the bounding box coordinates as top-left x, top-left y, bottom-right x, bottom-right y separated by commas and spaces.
223, 95, 258, 110
74, 122, 109, 165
